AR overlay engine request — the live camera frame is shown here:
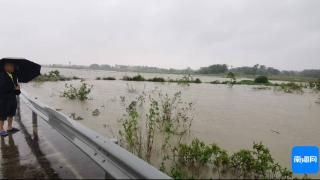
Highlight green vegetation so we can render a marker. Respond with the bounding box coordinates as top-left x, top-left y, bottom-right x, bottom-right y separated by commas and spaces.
254, 76, 269, 84
122, 74, 202, 84
47, 63, 320, 81
119, 91, 193, 162
238, 80, 257, 85
103, 77, 116, 80
231, 64, 280, 76
198, 64, 228, 74
118, 91, 308, 179
277, 82, 304, 94
96, 76, 116, 80
165, 139, 293, 179
35, 70, 80, 82
308, 79, 320, 91
148, 77, 166, 82
173, 75, 202, 85
211, 79, 270, 86
210, 77, 308, 94
163, 139, 308, 179
227, 72, 236, 82
62, 80, 92, 101
122, 74, 145, 81
69, 113, 83, 120
194, 78, 202, 83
